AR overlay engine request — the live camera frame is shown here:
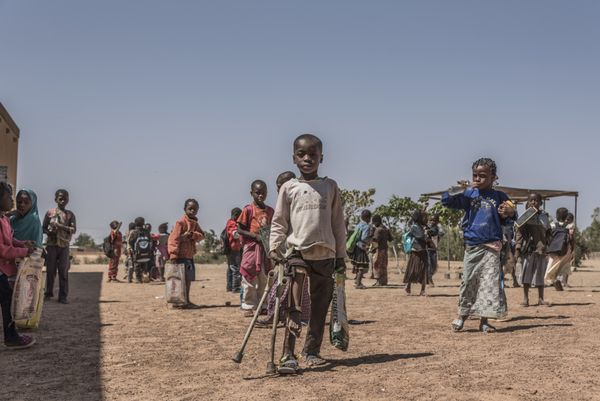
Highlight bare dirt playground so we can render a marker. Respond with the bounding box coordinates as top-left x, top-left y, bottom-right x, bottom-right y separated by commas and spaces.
2, 259, 600, 401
